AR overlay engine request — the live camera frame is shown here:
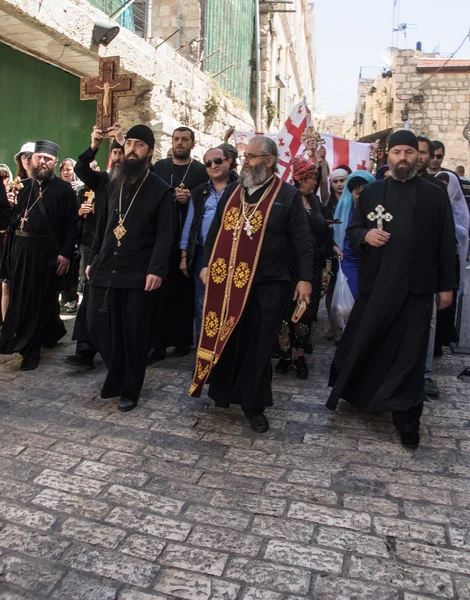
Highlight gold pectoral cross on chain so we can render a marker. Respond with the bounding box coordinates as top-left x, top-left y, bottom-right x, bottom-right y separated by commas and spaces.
113, 217, 127, 246
367, 204, 393, 230
19, 212, 28, 231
